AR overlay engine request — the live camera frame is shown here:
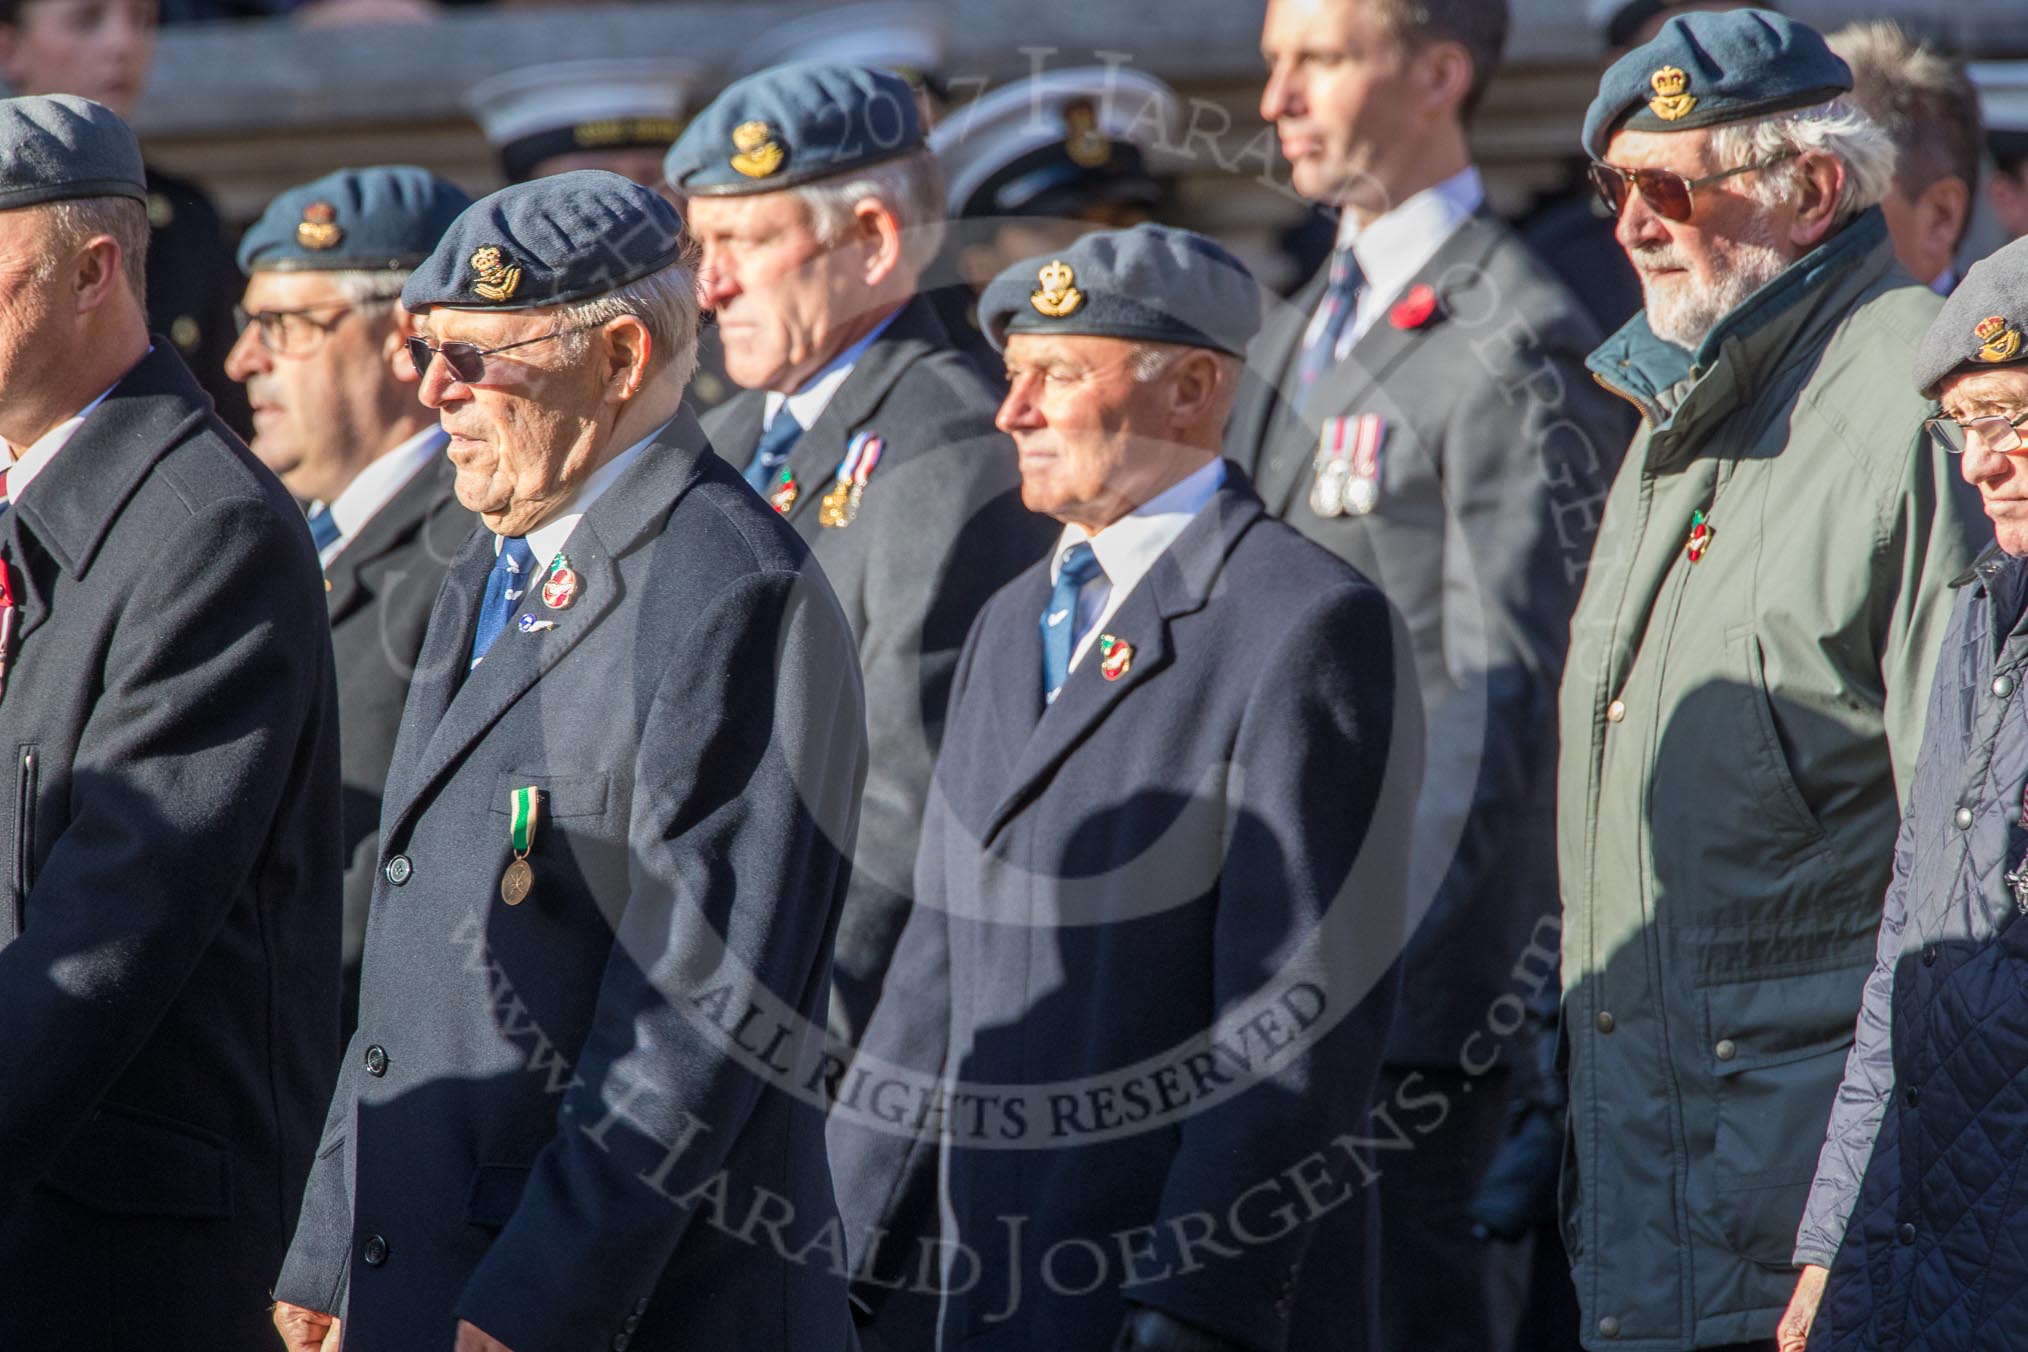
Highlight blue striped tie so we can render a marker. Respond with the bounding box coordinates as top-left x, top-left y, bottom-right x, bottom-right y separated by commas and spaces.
306, 507, 341, 552
745, 408, 804, 494
469, 536, 538, 669
1297, 247, 1364, 405
1040, 542, 1104, 705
